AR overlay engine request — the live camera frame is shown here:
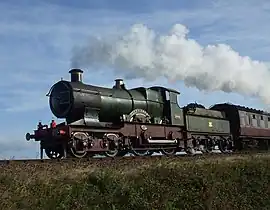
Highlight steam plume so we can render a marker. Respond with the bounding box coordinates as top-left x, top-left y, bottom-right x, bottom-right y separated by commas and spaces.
71, 23, 270, 105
